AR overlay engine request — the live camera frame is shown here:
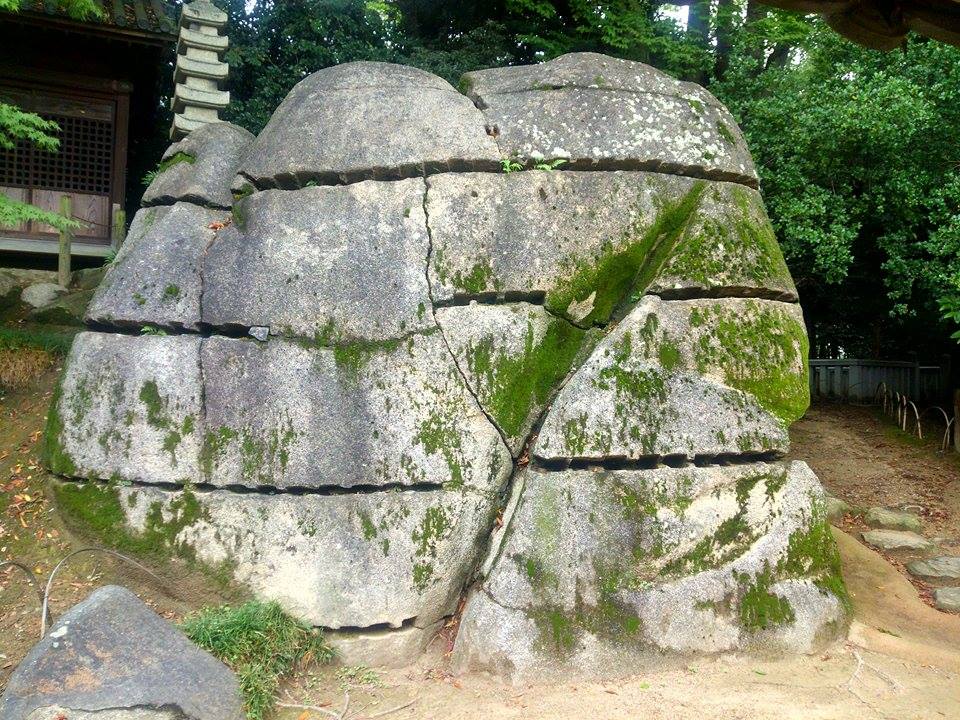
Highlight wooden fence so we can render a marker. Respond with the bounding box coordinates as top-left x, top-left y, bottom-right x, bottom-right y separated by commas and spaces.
809, 358, 946, 404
